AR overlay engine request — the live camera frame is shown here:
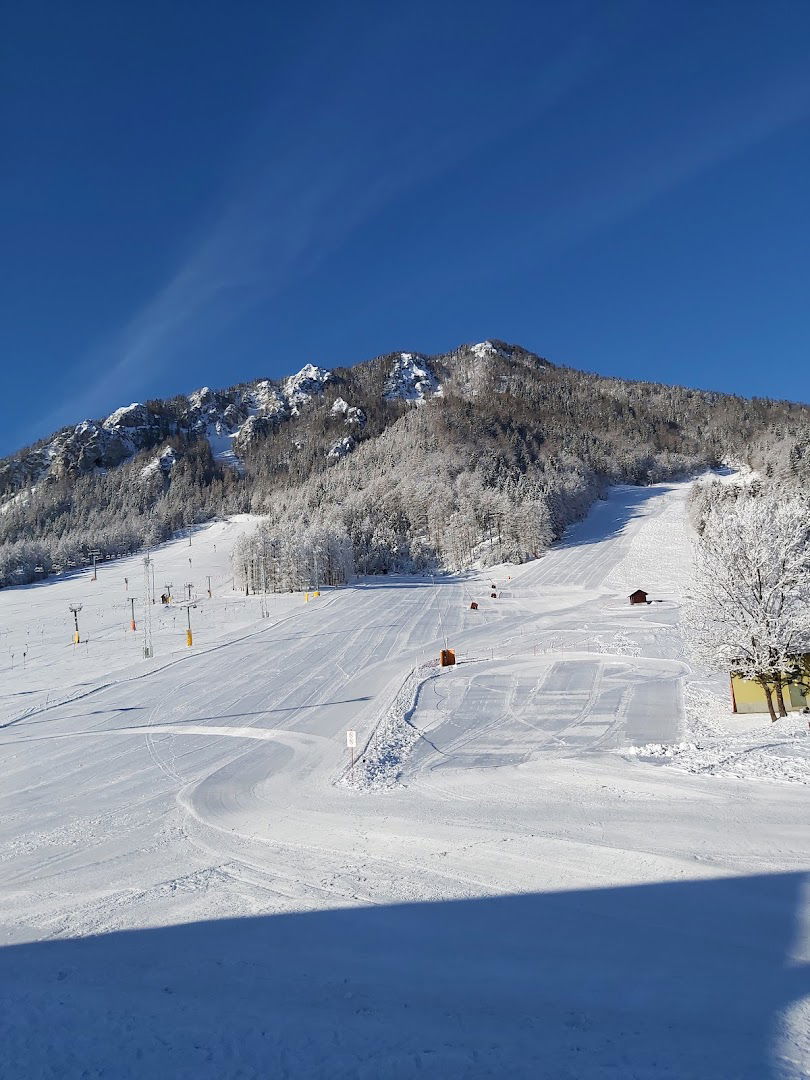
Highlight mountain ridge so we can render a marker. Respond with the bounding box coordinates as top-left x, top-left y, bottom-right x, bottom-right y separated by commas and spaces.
0, 340, 546, 498
1, 339, 808, 587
